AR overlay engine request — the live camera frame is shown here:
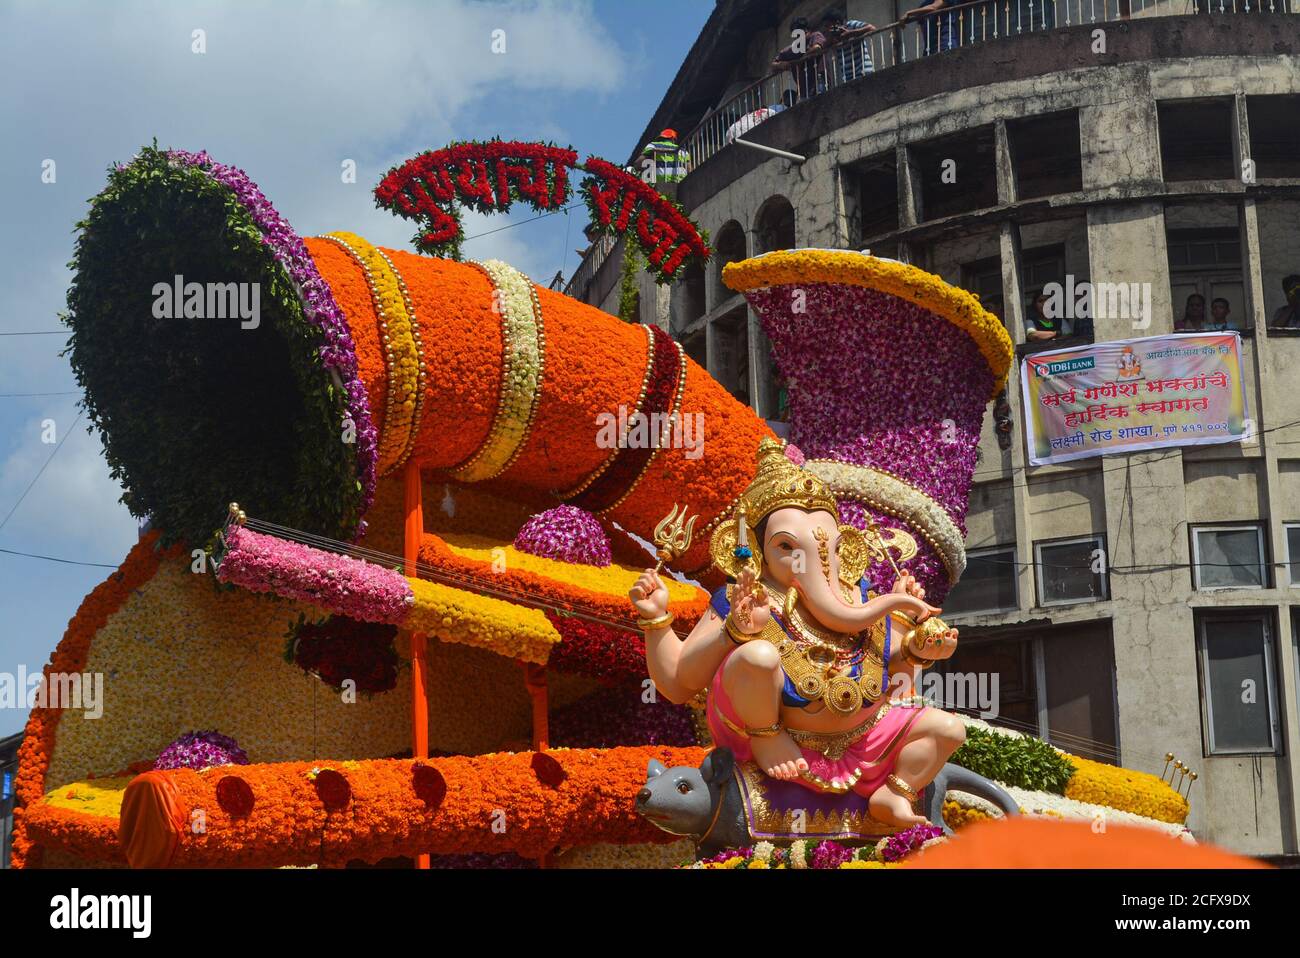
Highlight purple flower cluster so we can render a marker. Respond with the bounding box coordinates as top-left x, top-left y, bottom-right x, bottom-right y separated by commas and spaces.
217, 525, 414, 624
154, 730, 250, 771
697, 839, 865, 868
549, 685, 698, 748
513, 505, 613, 567
878, 822, 945, 862
748, 283, 994, 600
165, 149, 378, 534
